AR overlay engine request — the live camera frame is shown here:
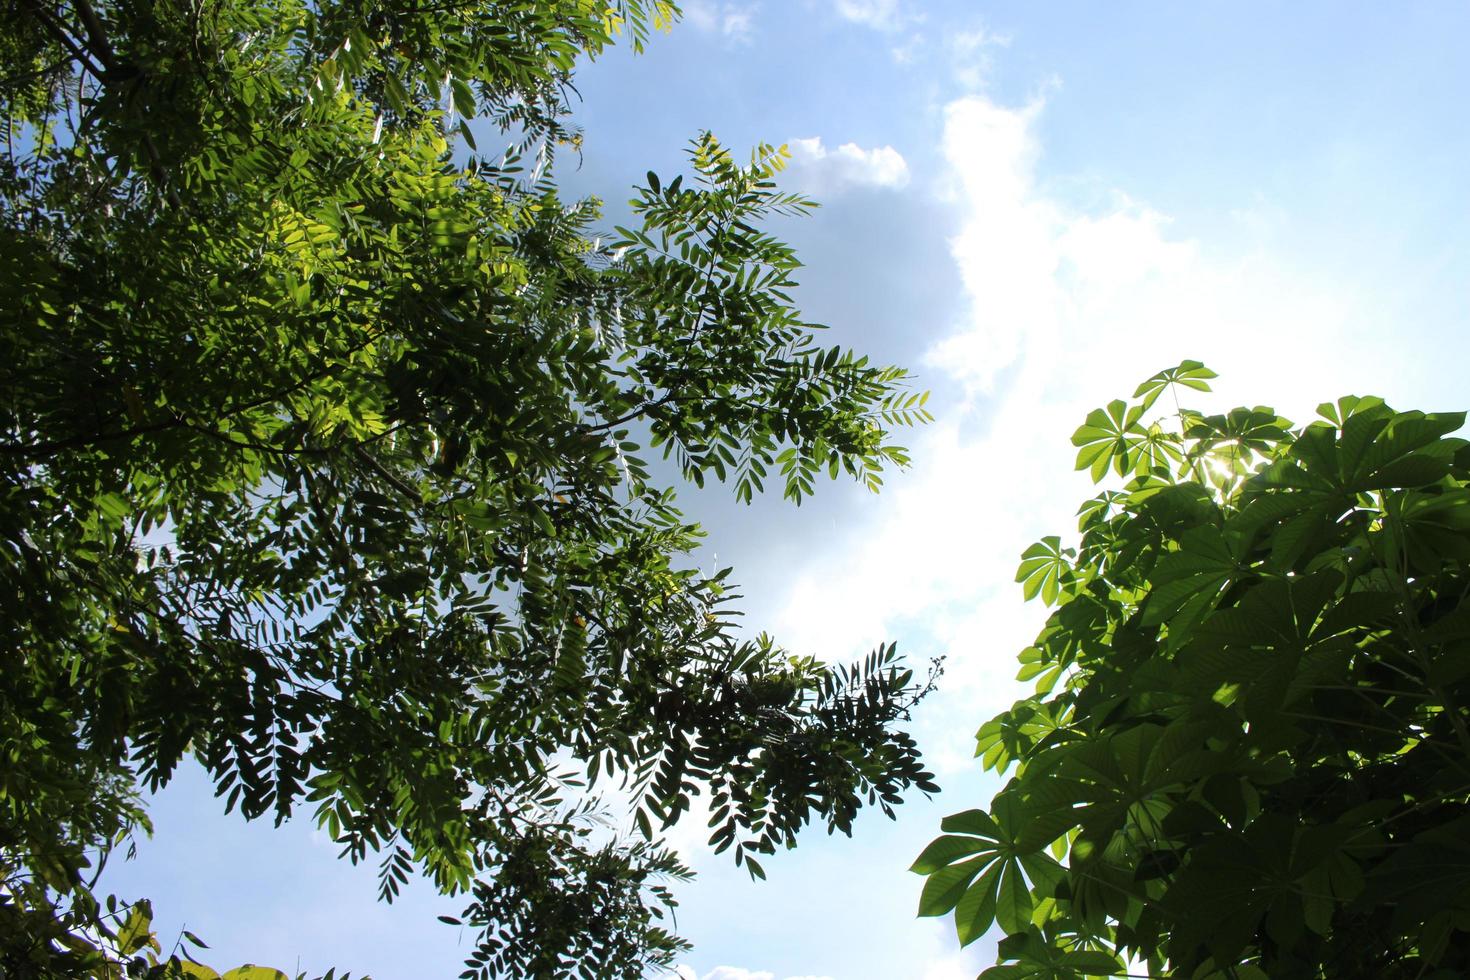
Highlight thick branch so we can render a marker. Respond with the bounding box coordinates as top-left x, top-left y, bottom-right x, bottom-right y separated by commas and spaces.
68, 0, 117, 69
351, 443, 424, 506
18, 0, 106, 78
